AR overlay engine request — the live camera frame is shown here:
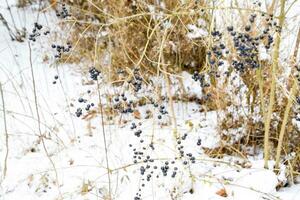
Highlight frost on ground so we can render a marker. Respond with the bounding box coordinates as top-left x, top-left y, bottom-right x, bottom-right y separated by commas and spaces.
0, 1, 300, 200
